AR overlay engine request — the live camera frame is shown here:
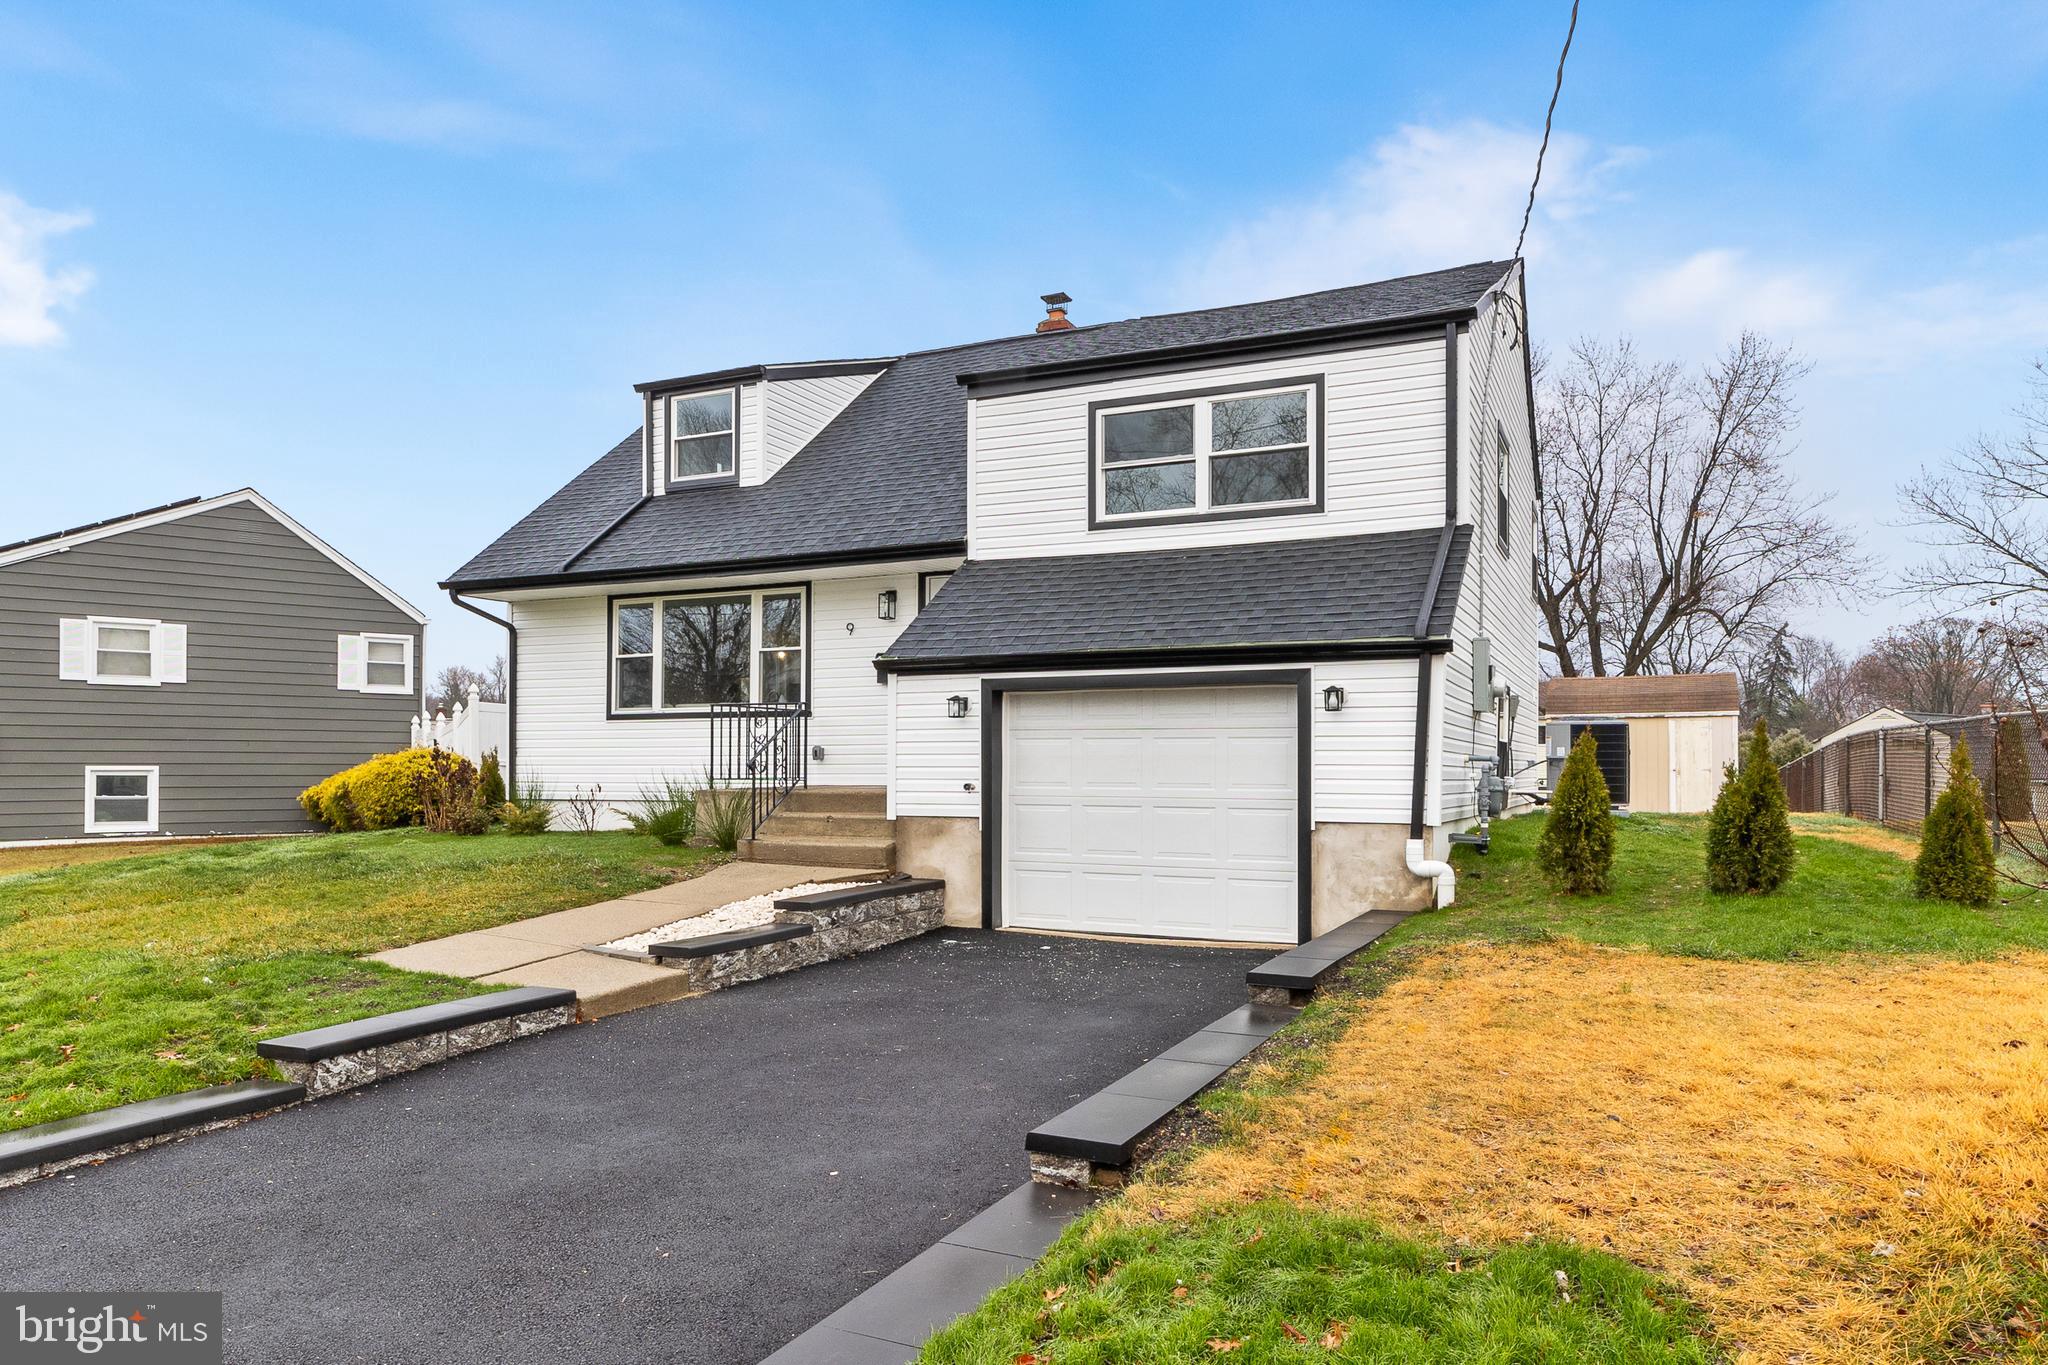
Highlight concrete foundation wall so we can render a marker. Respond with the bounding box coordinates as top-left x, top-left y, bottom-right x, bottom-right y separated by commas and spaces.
1311, 821, 1435, 931
897, 815, 981, 928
